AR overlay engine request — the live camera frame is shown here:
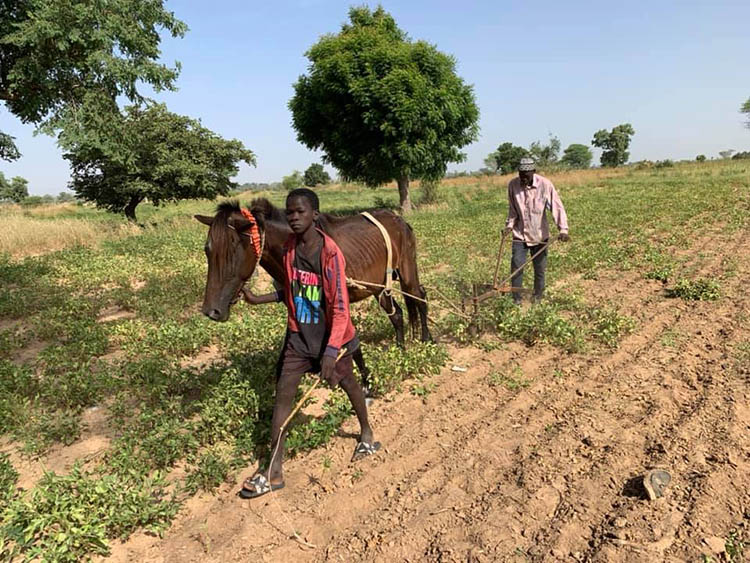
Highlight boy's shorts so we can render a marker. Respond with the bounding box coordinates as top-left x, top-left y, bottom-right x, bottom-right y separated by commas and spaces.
279, 343, 354, 386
